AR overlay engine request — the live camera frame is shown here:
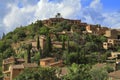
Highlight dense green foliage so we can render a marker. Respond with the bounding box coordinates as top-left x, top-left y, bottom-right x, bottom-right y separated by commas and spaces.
90, 67, 108, 80
43, 34, 52, 57
37, 36, 40, 50
14, 67, 59, 80
0, 19, 117, 80
62, 63, 92, 80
